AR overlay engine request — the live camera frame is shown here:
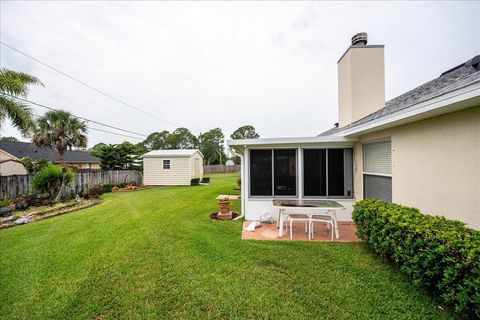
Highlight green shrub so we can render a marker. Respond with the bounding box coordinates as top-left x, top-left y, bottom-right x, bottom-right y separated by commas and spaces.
32, 164, 74, 197
102, 183, 126, 193
0, 198, 13, 207
353, 198, 480, 316
190, 178, 200, 186
201, 177, 210, 183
